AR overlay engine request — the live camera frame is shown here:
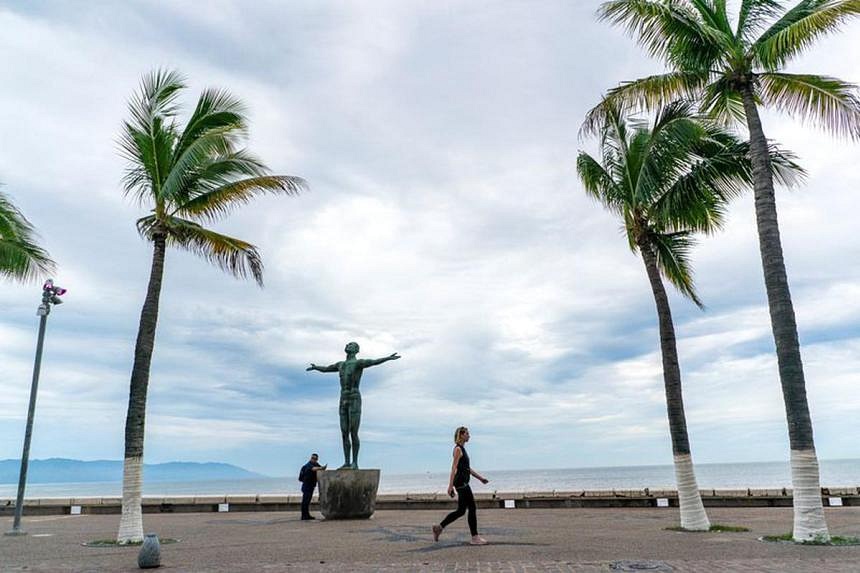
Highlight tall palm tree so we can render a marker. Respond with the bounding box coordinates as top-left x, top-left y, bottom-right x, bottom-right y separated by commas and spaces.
578, 100, 800, 531
0, 188, 54, 282
592, 0, 860, 542
116, 70, 306, 543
